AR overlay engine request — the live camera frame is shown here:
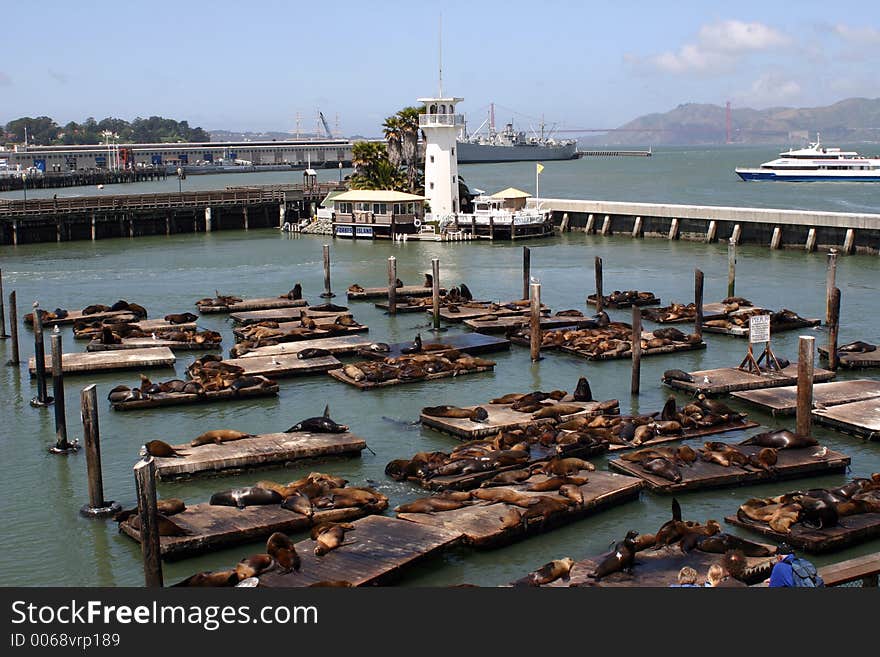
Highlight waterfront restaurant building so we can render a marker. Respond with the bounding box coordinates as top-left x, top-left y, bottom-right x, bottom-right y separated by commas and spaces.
328, 189, 425, 239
